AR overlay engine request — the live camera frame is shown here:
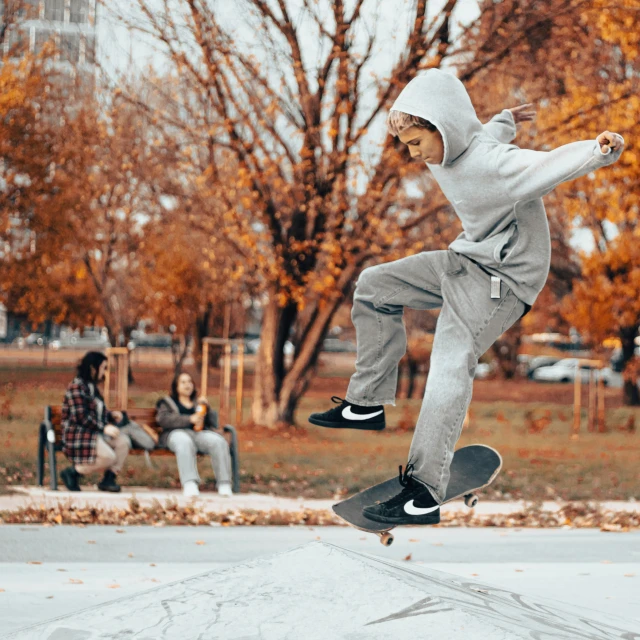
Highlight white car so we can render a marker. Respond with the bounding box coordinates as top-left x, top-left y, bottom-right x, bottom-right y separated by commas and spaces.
532, 358, 612, 385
